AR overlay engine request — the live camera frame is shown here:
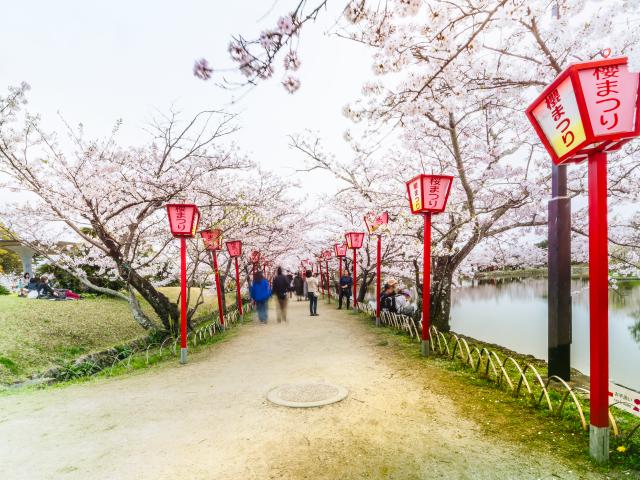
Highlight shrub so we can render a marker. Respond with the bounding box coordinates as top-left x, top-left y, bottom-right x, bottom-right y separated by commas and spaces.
0, 285, 10, 295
